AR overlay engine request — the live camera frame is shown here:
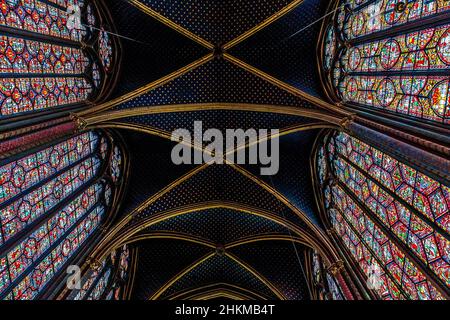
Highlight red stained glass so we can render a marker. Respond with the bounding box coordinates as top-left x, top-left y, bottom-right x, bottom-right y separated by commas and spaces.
0, 0, 112, 118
